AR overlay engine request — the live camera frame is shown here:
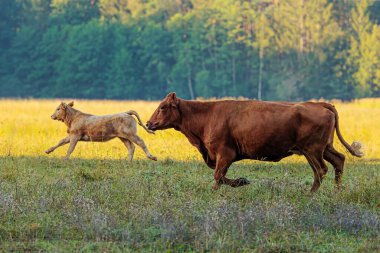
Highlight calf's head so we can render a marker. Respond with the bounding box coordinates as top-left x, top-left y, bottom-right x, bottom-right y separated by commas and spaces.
147, 93, 181, 131
51, 101, 74, 121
